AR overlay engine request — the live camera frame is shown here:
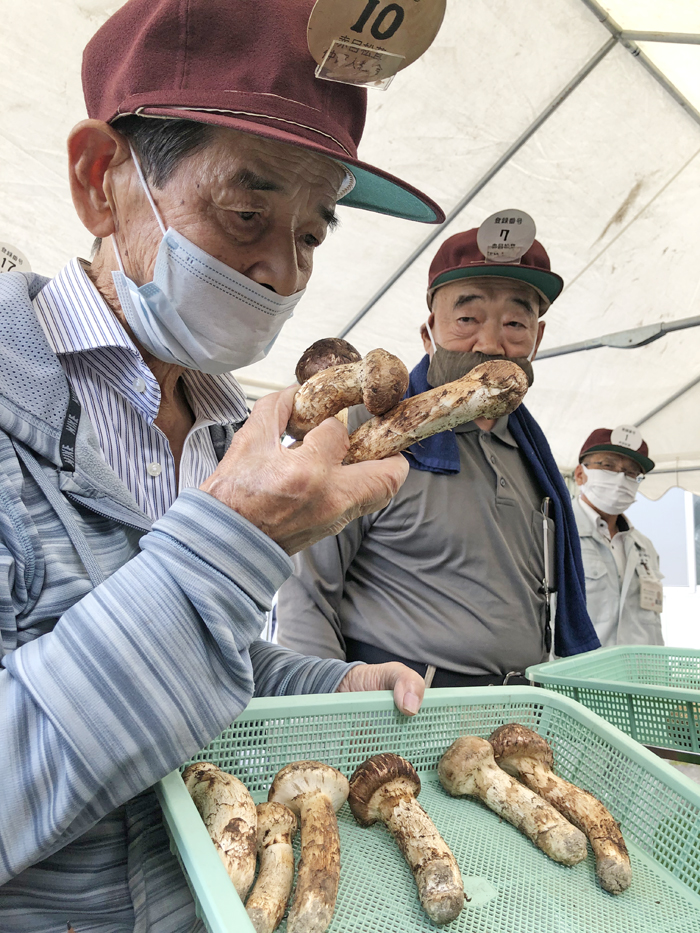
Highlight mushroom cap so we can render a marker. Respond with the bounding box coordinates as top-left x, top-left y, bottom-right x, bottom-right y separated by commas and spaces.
489, 723, 554, 774
348, 753, 421, 826
295, 338, 361, 384
268, 760, 349, 815
255, 801, 297, 849
438, 736, 495, 796
360, 349, 410, 416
